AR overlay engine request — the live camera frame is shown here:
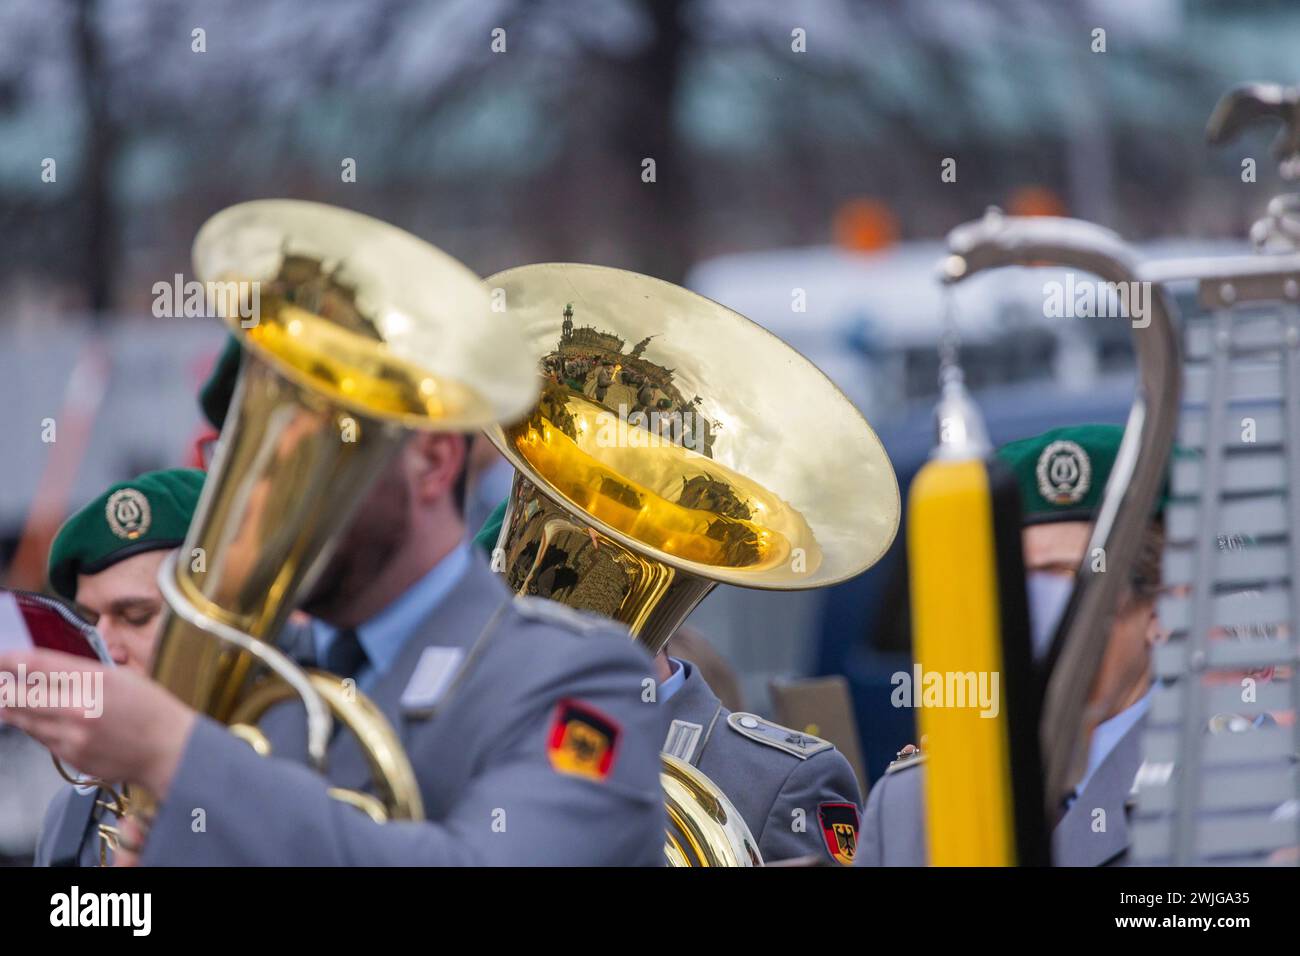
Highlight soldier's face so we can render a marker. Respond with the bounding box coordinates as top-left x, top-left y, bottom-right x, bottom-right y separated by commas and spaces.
1021, 521, 1092, 580
75, 549, 172, 674
1021, 520, 1157, 723
299, 455, 412, 621
1091, 590, 1159, 723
